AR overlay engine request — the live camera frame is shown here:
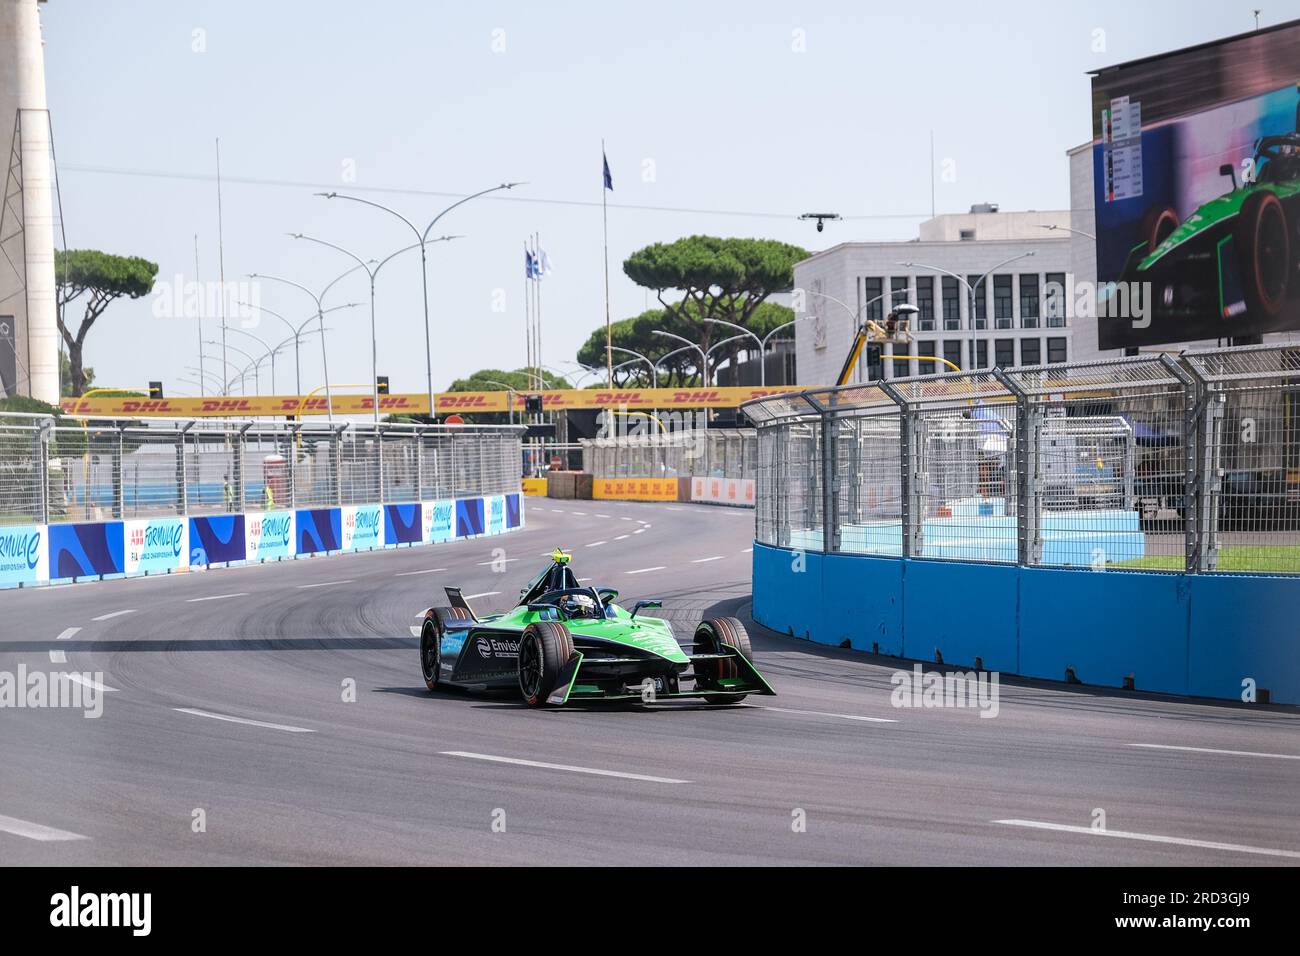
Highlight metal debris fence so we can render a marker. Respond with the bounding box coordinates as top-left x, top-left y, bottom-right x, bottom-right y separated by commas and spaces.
742, 344, 1300, 574
0, 415, 523, 525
